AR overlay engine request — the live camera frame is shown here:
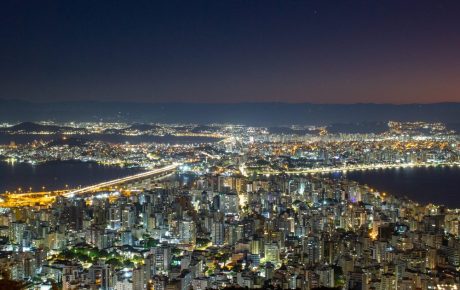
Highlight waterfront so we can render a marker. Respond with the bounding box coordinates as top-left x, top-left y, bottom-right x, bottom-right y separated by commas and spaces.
0, 161, 143, 193
1, 159, 459, 208
336, 166, 460, 208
